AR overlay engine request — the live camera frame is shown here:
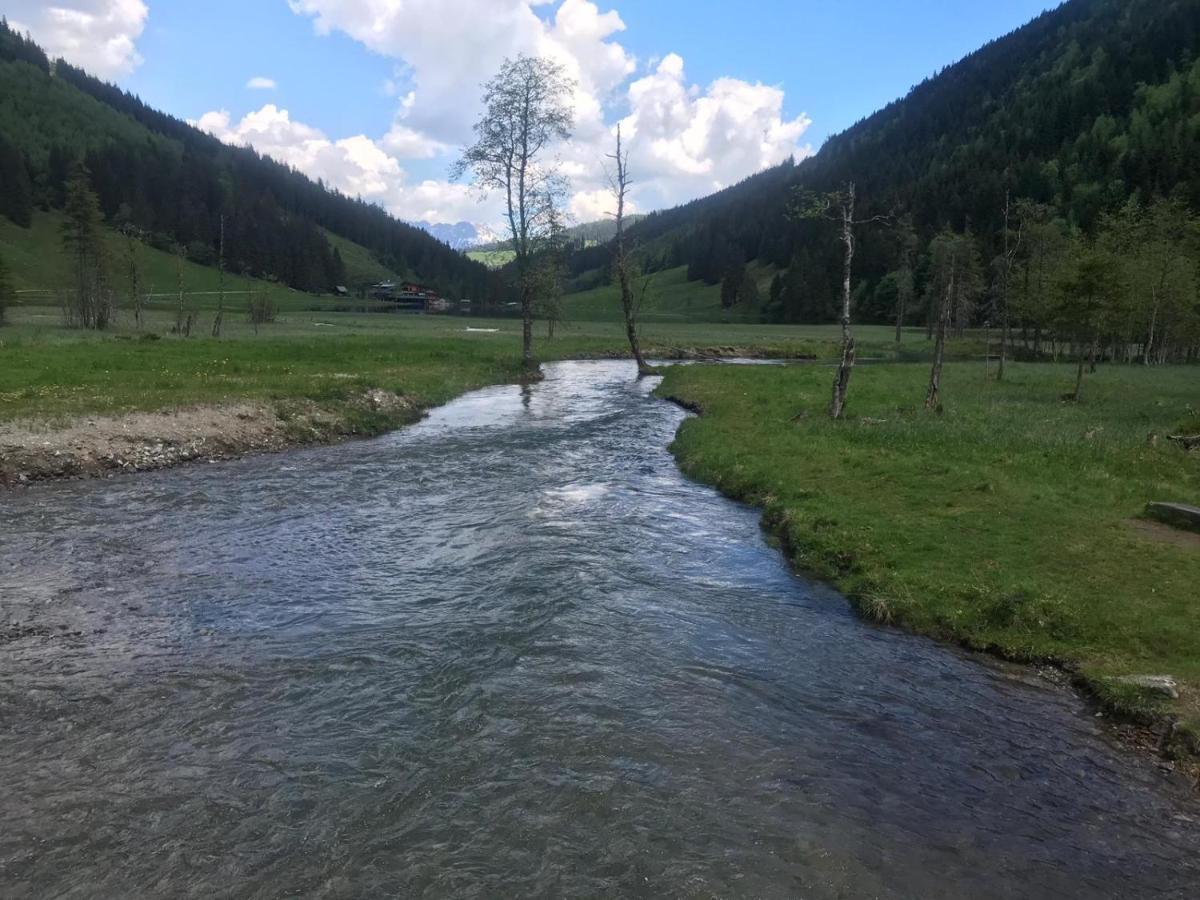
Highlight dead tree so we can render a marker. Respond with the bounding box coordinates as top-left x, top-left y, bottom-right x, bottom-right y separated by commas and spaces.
796, 183, 890, 419
212, 215, 226, 338
607, 124, 654, 377
996, 192, 1024, 381
122, 224, 144, 330
926, 258, 955, 410
174, 244, 186, 335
